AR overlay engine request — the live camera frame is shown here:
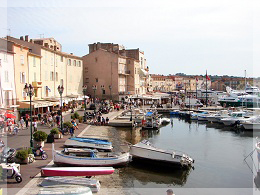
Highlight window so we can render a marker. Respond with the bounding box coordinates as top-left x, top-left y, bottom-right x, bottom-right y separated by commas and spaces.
20, 47, 23, 51
68, 59, 71, 66
22, 89, 26, 98
95, 57, 98, 62
51, 56, 53, 66
4, 71, 8, 82
20, 55, 24, 65
56, 72, 58, 81
4, 54, 7, 62
73, 60, 76, 66
34, 72, 36, 81
50, 71, 54, 81
45, 71, 48, 81
96, 78, 98, 82
102, 90, 105, 95
85, 78, 89, 83
20, 72, 26, 83
78, 61, 81, 67
33, 57, 36, 67
61, 56, 63, 62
